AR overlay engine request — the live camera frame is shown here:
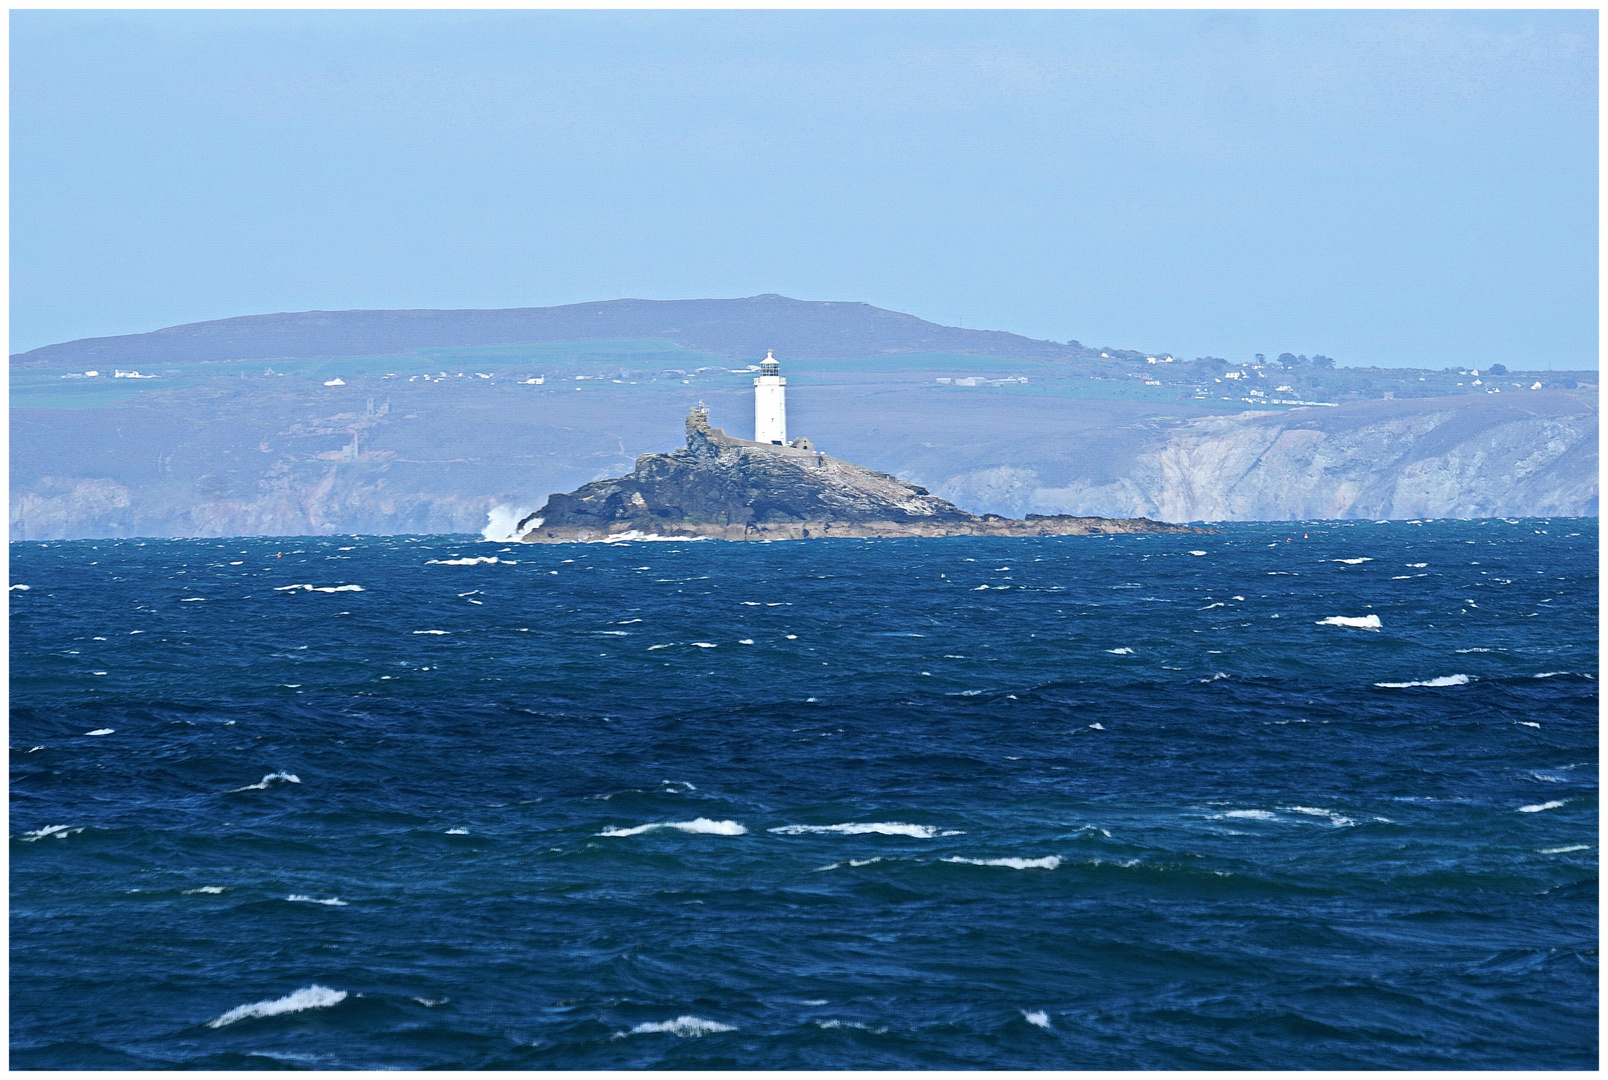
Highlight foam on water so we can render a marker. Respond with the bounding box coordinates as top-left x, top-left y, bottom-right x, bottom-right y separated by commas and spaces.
426, 557, 513, 566
1518, 800, 1568, 813
286, 894, 348, 906
1539, 845, 1593, 854
85, 728, 115, 736
231, 771, 301, 792
1333, 558, 1373, 564
17, 824, 84, 842
617, 1015, 736, 1037
183, 886, 225, 894
770, 822, 944, 838
815, 1019, 889, 1032
1023, 1010, 1052, 1029
1375, 674, 1469, 688
274, 584, 365, 593
598, 818, 748, 837
943, 856, 1062, 870
1219, 809, 1277, 820
598, 531, 696, 543
1287, 806, 1356, 827
1316, 615, 1381, 629
207, 985, 348, 1028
